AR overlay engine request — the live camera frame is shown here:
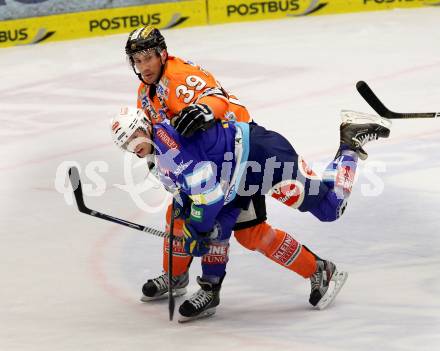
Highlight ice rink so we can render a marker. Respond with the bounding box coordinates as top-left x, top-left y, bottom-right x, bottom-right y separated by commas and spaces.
1, 7, 439, 351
